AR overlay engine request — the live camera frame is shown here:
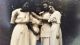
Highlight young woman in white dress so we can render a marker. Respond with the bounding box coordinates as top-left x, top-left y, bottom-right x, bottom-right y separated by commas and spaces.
10, 2, 30, 45
48, 6, 62, 45
10, 2, 41, 45
31, 3, 51, 45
